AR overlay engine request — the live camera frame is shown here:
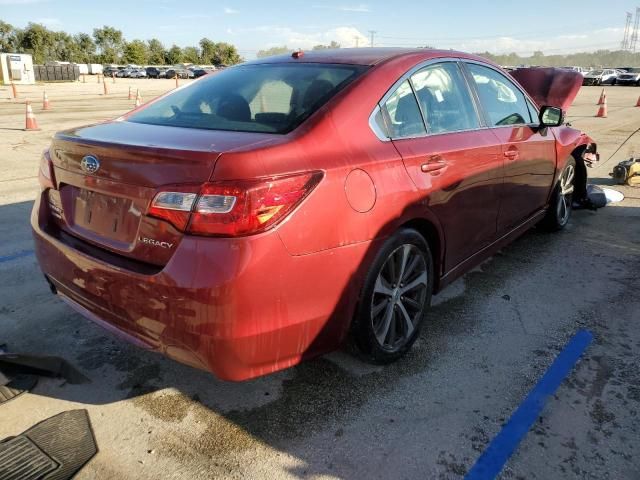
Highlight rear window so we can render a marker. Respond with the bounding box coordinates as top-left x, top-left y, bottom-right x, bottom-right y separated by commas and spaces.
128, 63, 368, 134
